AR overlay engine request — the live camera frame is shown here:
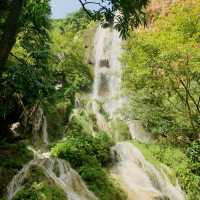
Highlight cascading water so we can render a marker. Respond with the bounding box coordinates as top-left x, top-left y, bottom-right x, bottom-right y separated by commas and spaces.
92, 25, 185, 200
111, 142, 185, 200
7, 107, 98, 200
